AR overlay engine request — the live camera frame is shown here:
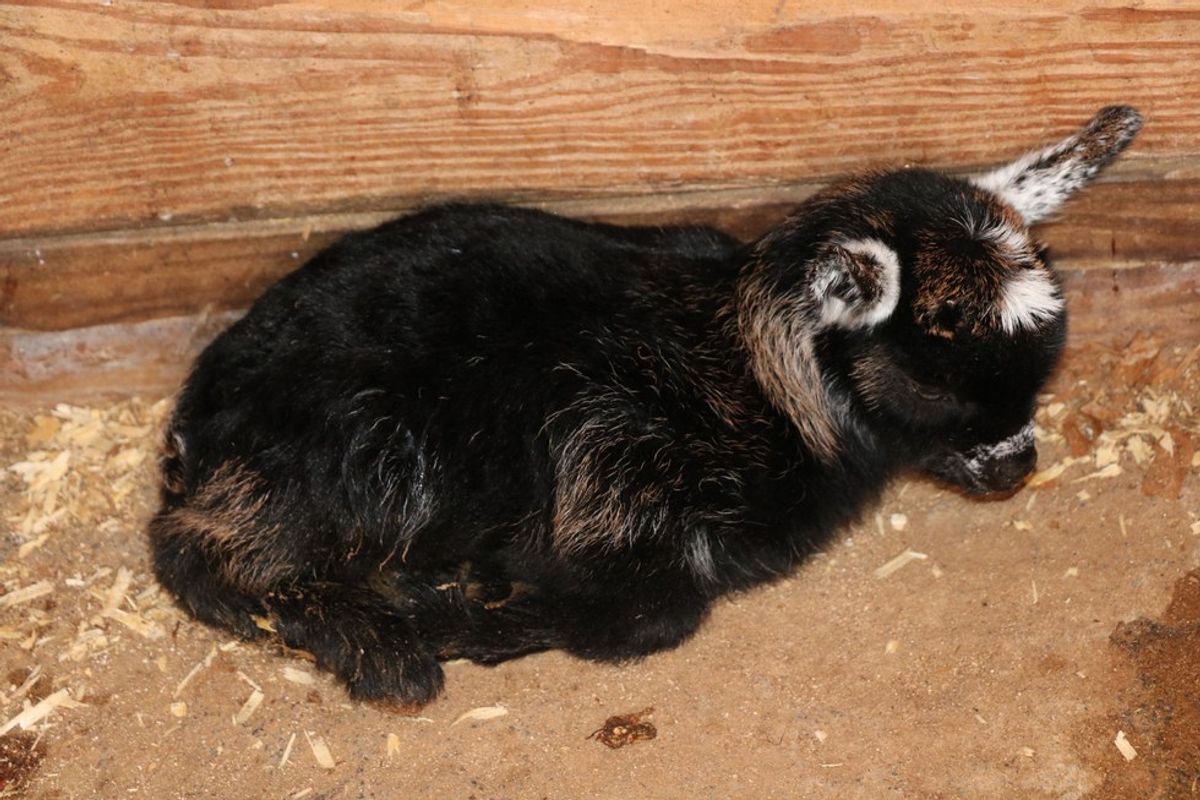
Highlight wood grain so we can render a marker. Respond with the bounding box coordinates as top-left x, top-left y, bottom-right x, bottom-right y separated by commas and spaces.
2, 0, 1197, 239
